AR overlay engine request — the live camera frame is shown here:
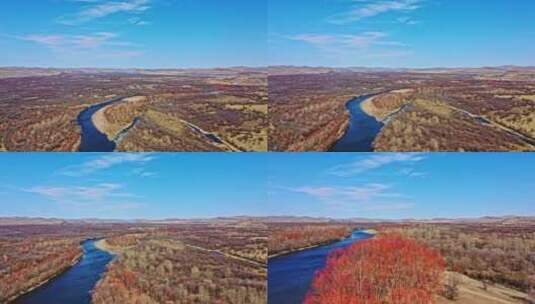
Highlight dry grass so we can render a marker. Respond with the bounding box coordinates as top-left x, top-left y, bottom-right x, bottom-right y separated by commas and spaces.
437, 272, 529, 304
225, 104, 268, 114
